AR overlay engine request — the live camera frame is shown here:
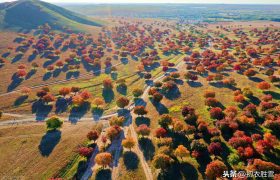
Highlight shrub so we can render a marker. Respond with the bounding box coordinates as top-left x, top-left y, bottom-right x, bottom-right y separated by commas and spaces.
260, 101, 274, 111
208, 142, 223, 156
152, 154, 173, 171
71, 86, 81, 94
174, 145, 190, 160
136, 124, 151, 137
134, 106, 148, 116
224, 106, 238, 118
46, 116, 63, 131
257, 81, 271, 90
204, 90, 215, 98
152, 92, 163, 102
21, 87, 31, 95
158, 114, 173, 128
255, 140, 273, 154
191, 140, 207, 152
103, 78, 113, 89
59, 87, 71, 97
95, 152, 112, 169
132, 88, 143, 98
228, 154, 242, 167
116, 97, 129, 108
155, 128, 167, 138
106, 126, 121, 140
234, 94, 245, 103
244, 69, 256, 77
42, 93, 55, 104
237, 146, 254, 159
210, 107, 224, 120
92, 98, 105, 108
157, 137, 173, 147
17, 69, 27, 78
247, 159, 280, 172
262, 94, 273, 102
154, 81, 163, 88
87, 130, 99, 142
205, 160, 227, 179
80, 90, 91, 100
122, 137, 136, 151
237, 115, 256, 127
109, 116, 125, 126
72, 95, 84, 106
205, 97, 218, 107
243, 88, 253, 97
228, 133, 252, 148
77, 147, 93, 158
